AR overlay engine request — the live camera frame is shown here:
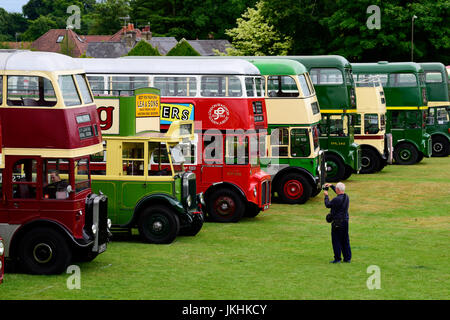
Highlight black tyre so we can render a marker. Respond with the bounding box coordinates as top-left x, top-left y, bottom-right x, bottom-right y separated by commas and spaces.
206, 188, 245, 223
394, 143, 419, 165
138, 205, 180, 244
431, 135, 450, 157
278, 173, 312, 204
18, 227, 72, 275
179, 214, 204, 236
360, 149, 381, 174
244, 203, 261, 218
342, 165, 353, 180
324, 153, 346, 182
